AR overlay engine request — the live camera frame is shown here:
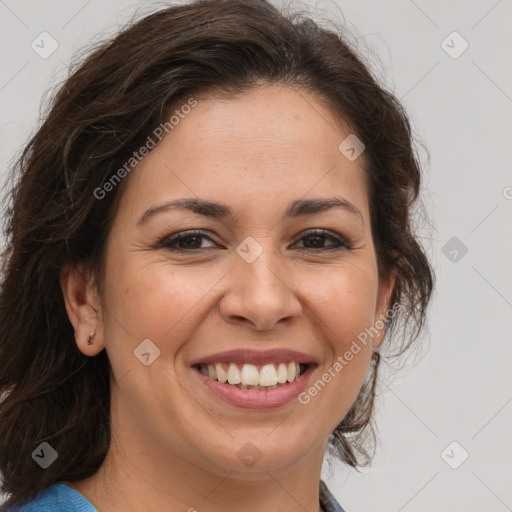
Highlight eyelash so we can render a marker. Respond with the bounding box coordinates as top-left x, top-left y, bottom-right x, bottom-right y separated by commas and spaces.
157, 229, 351, 253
